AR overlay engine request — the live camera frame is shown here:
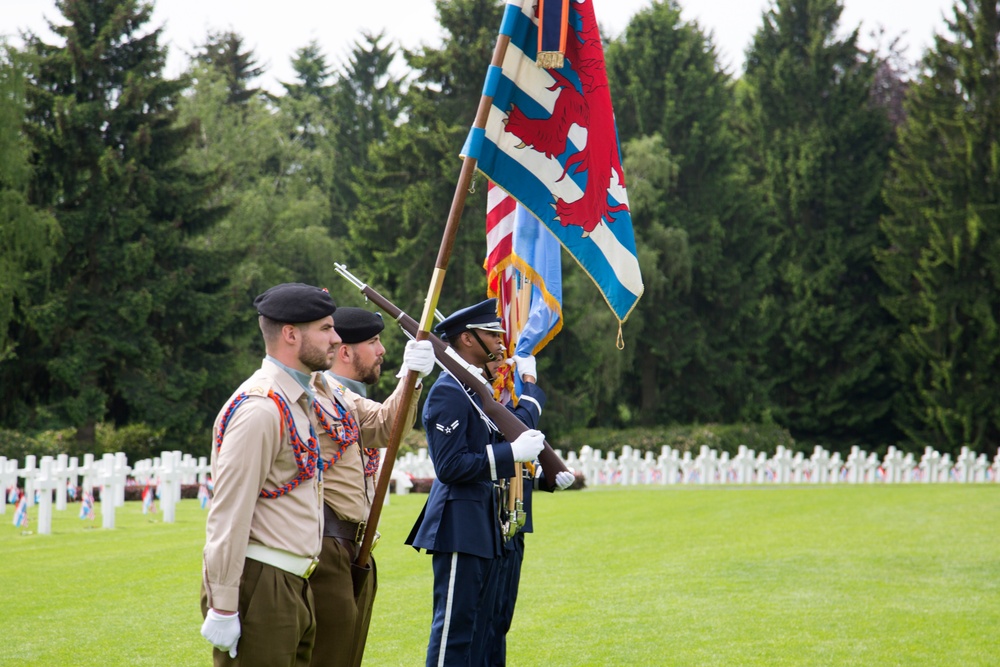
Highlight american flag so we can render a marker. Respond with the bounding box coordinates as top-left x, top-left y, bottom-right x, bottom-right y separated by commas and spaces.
142, 485, 156, 514
12, 494, 28, 528
79, 491, 95, 520
486, 181, 563, 402
197, 483, 211, 510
